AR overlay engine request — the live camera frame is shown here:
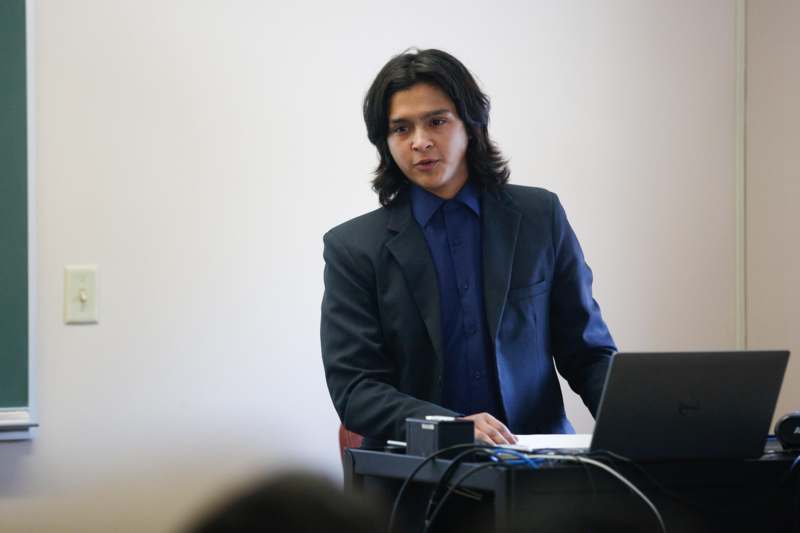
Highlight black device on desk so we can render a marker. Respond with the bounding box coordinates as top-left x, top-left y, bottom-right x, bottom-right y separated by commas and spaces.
590, 350, 789, 460
775, 411, 800, 449
406, 417, 474, 457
